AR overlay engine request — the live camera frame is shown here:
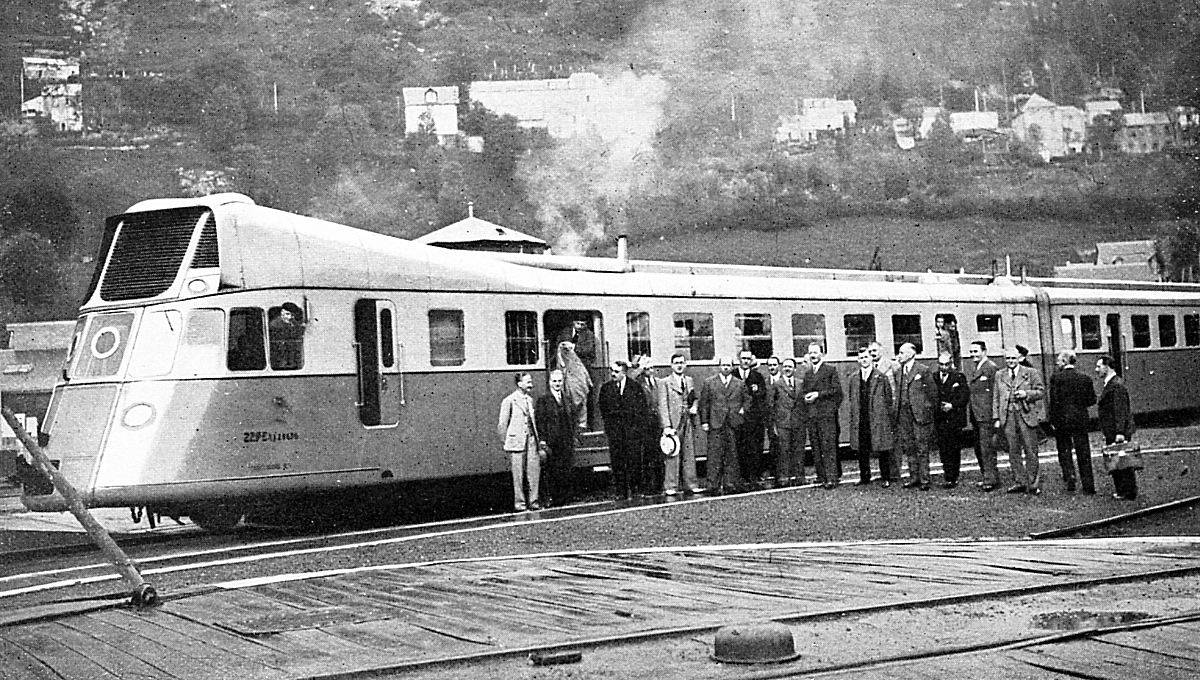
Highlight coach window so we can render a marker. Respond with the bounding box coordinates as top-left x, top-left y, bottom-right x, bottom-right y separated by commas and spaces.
429, 310, 465, 366
1080, 315, 1102, 350
228, 308, 266, 371
626, 312, 651, 360
175, 308, 223, 377
976, 314, 1001, 334
128, 309, 182, 378
505, 311, 539, 365
1185, 314, 1200, 346
791, 314, 826, 357
1131, 314, 1151, 348
892, 314, 922, 355
844, 314, 876, 357
735, 313, 772, 359
673, 313, 714, 361
1059, 316, 1077, 349
1159, 315, 1177, 347
268, 303, 305, 370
